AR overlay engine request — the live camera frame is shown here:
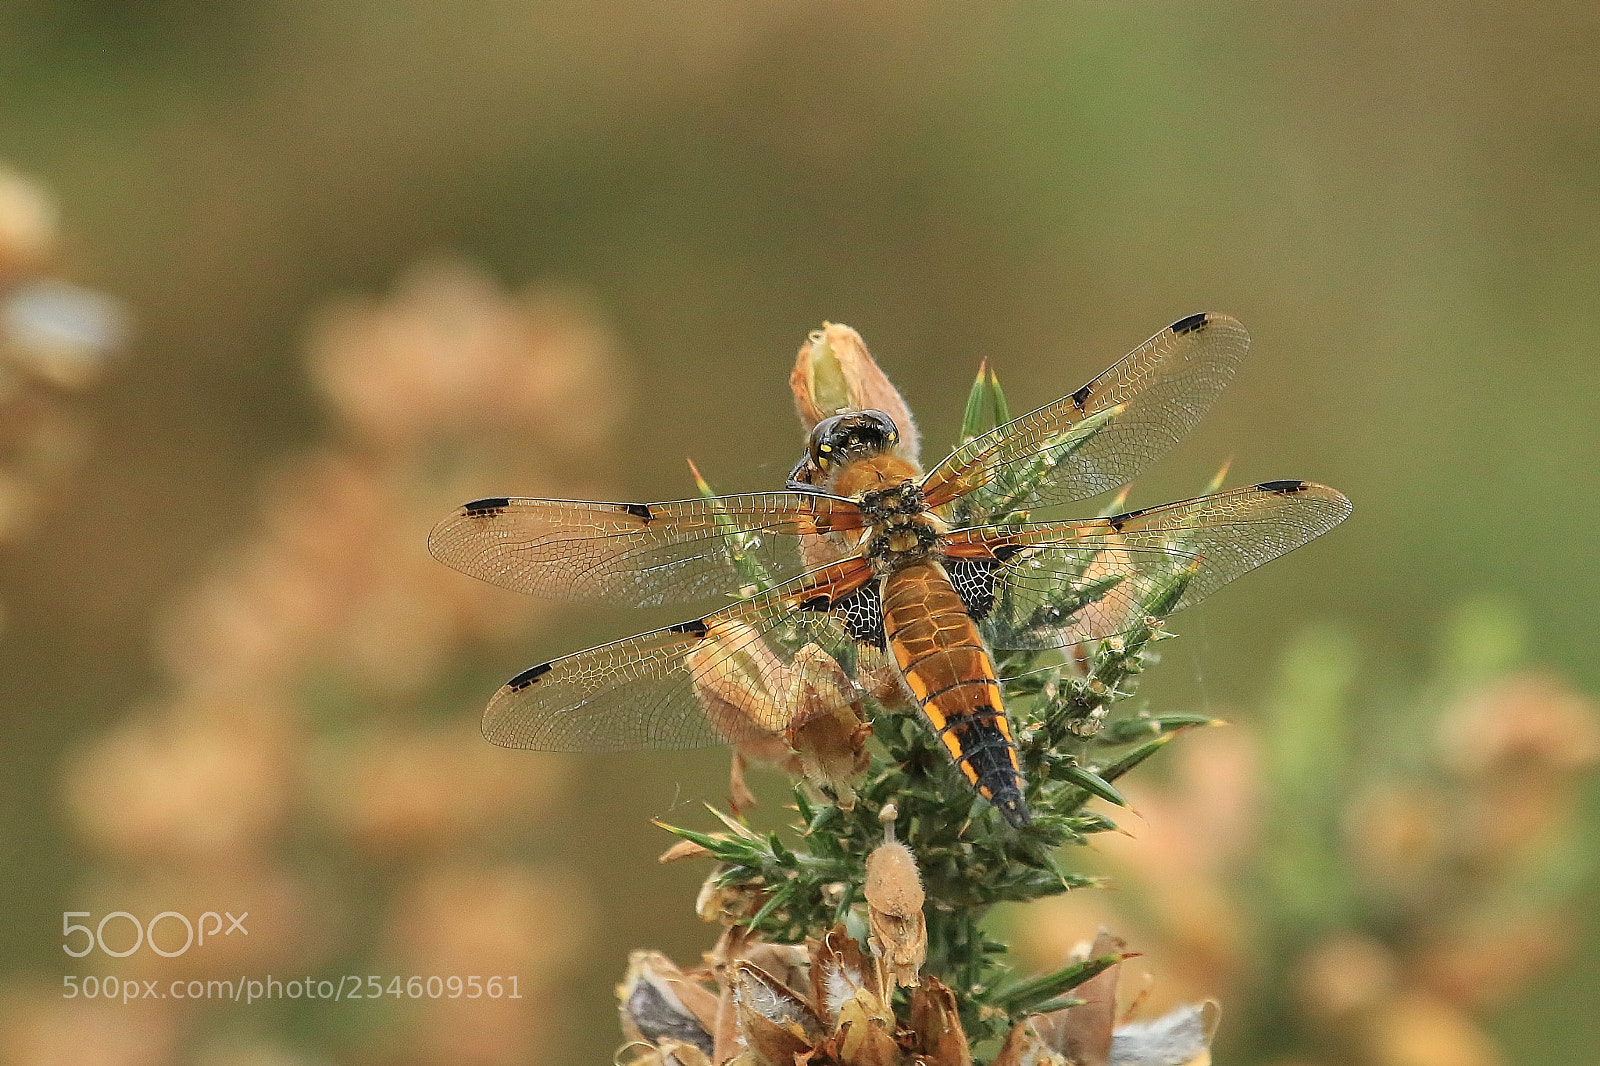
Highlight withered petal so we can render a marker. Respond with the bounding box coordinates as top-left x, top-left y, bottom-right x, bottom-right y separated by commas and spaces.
907, 978, 972, 1066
